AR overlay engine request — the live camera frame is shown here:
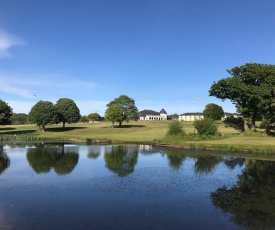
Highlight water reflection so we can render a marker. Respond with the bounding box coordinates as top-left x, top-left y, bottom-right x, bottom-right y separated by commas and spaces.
0, 145, 10, 174
104, 145, 138, 177
27, 144, 79, 175
223, 157, 245, 170
194, 155, 222, 175
164, 149, 187, 170
87, 146, 101, 159
211, 160, 275, 229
